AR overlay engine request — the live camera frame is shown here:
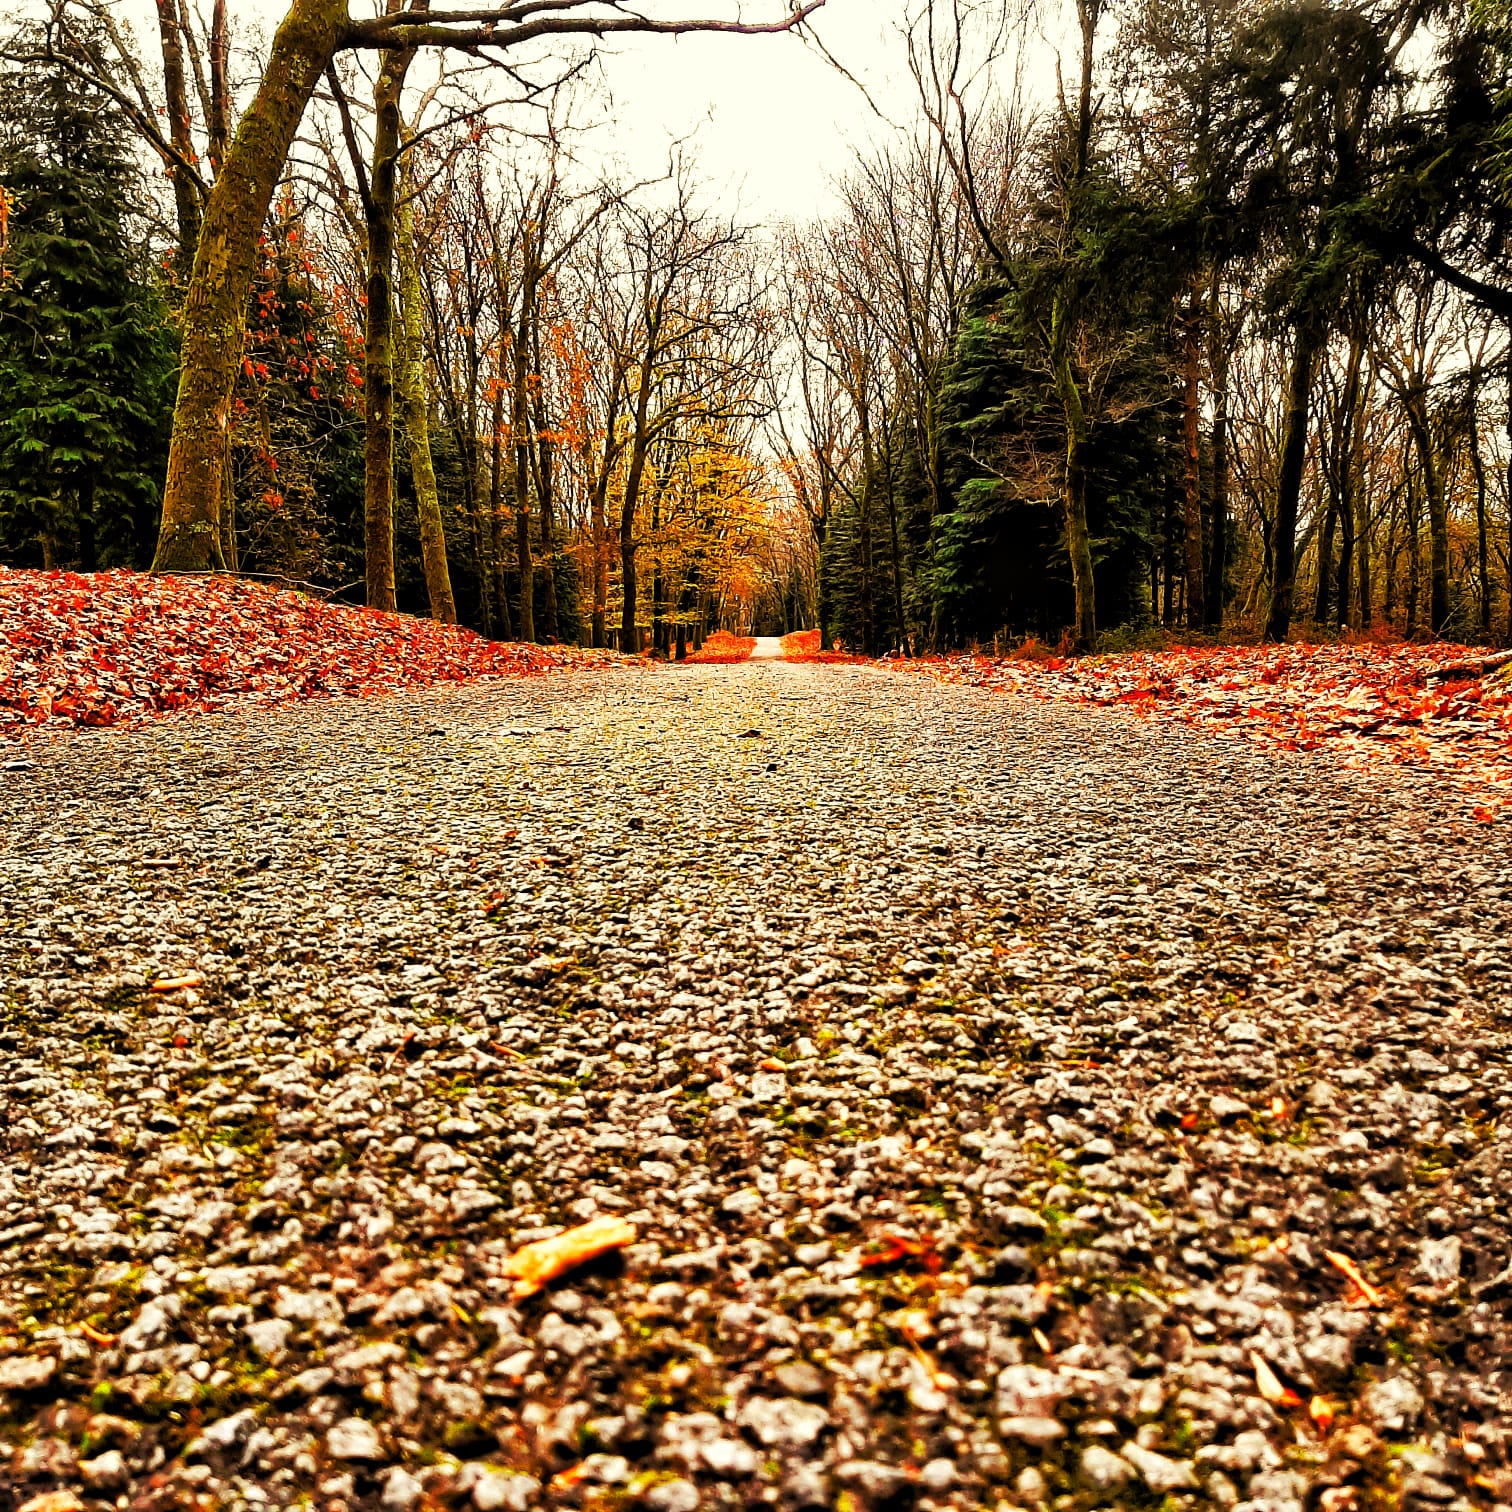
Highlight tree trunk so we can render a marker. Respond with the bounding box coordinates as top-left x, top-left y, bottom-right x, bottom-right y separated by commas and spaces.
1050, 291, 1097, 652
152, 0, 347, 573
1406, 477, 1421, 638
511, 283, 536, 643
396, 189, 456, 624
1264, 326, 1318, 643
1469, 409, 1489, 638
620, 354, 657, 650
363, 41, 413, 613
487, 377, 512, 640
153, 0, 202, 283
1313, 498, 1337, 625
1205, 336, 1229, 629
880, 422, 908, 653
1180, 297, 1205, 628
1404, 395, 1449, 634
531, 386, 559, 641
